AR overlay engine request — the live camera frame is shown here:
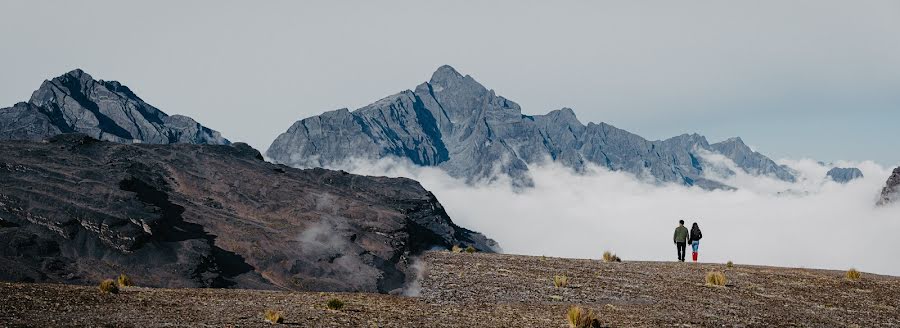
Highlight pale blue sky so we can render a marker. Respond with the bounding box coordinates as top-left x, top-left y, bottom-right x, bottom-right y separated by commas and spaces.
1, 1, 898, 165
